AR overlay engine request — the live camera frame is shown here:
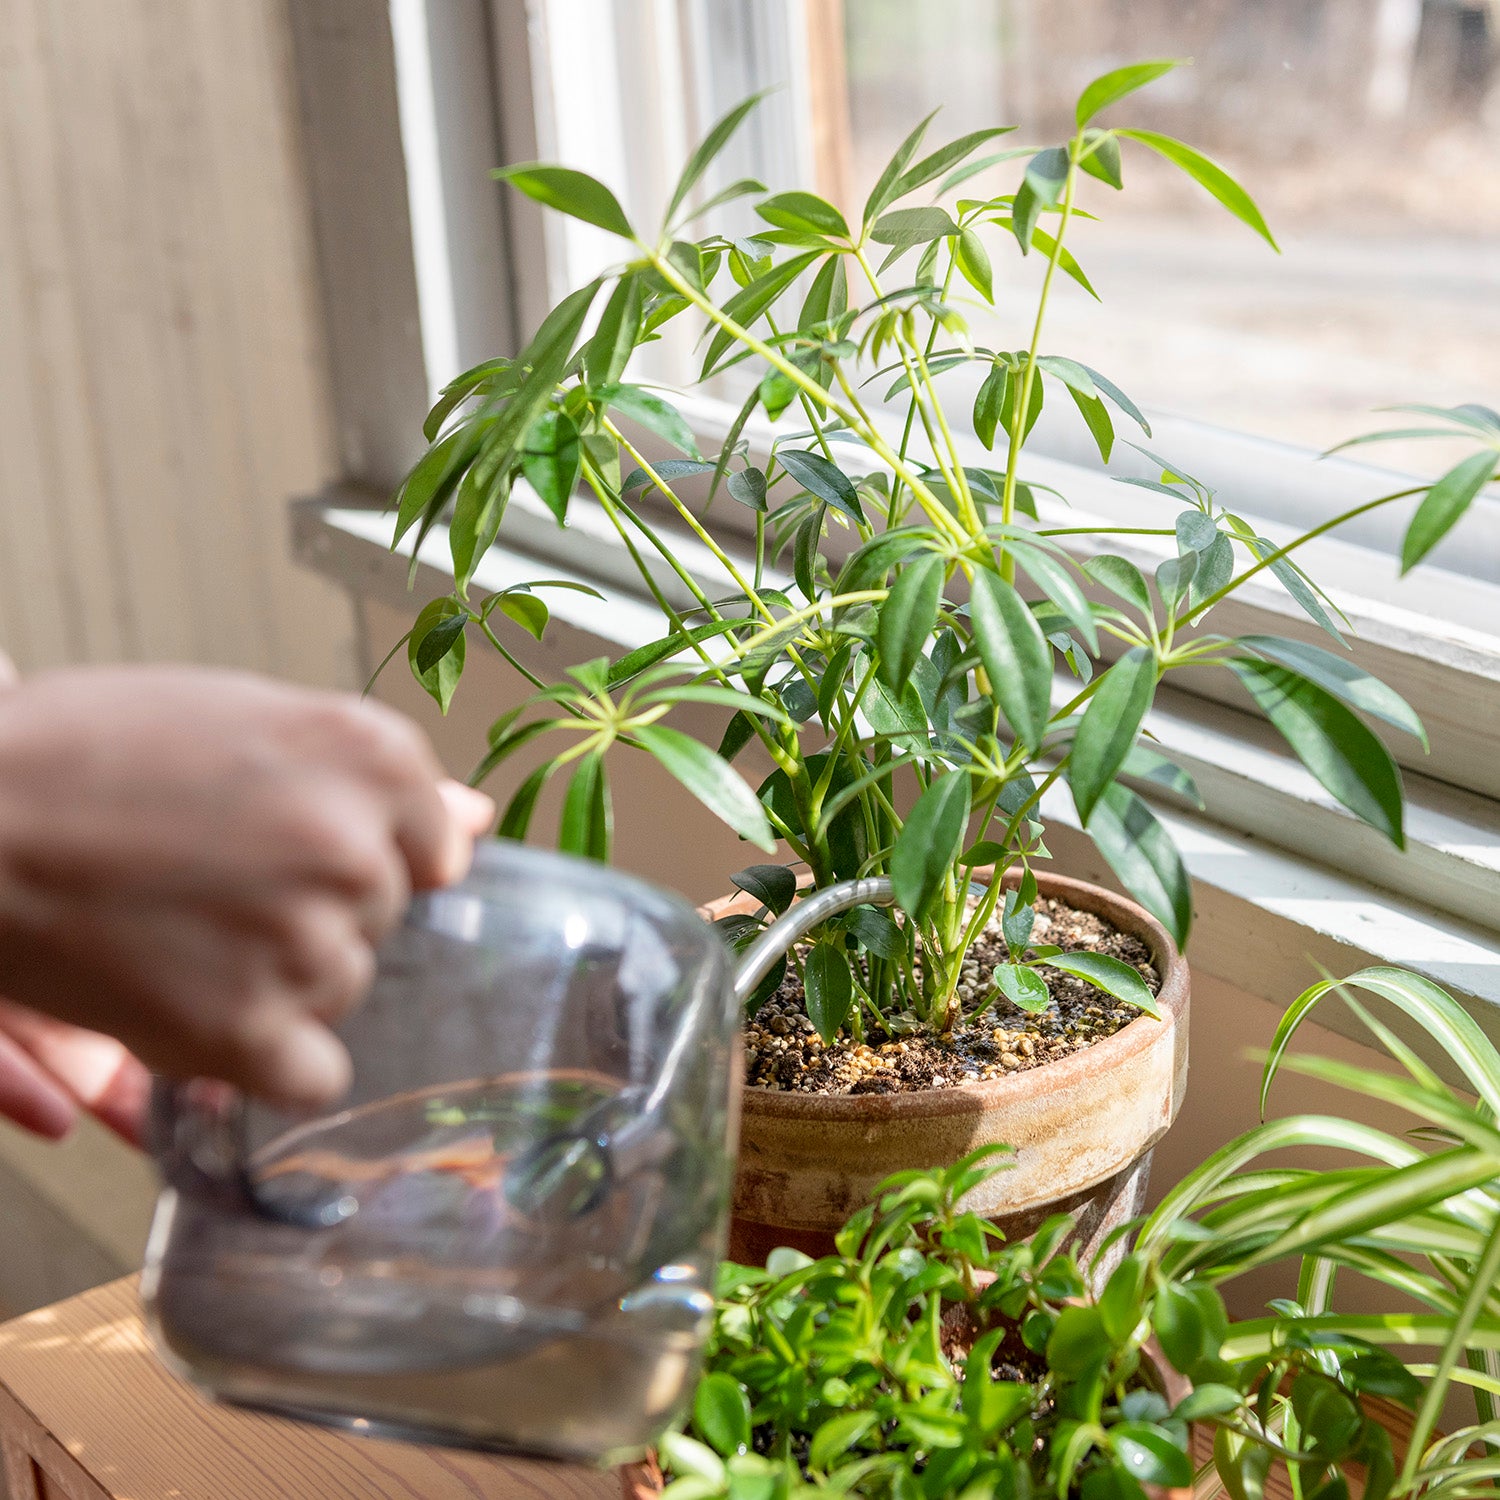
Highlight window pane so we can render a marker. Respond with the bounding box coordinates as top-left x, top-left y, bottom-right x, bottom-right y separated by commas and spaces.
839, 0, 1500, 479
